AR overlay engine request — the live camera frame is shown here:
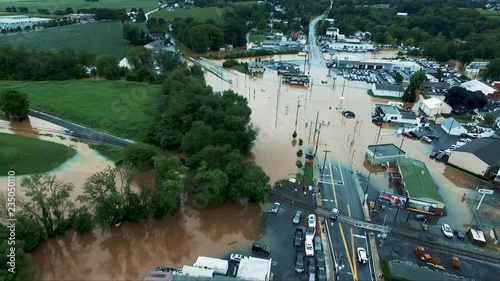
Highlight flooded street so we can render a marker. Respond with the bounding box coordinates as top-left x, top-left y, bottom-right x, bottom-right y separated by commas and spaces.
30, 204, 263, 280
